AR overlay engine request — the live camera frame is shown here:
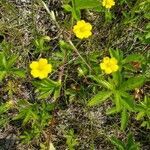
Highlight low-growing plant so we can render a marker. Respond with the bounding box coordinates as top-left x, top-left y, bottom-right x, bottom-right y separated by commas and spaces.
109, 133, 140, 150
135, 96, 150, 129
34, 36, 51, 53
0, 101, 14, 127
33, 79, 61, 100
0, 41, 25, 81
88, 49, 146, 130
62, 0, 113, 22
64, 129, 78, 150
13, 99, 55, 143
